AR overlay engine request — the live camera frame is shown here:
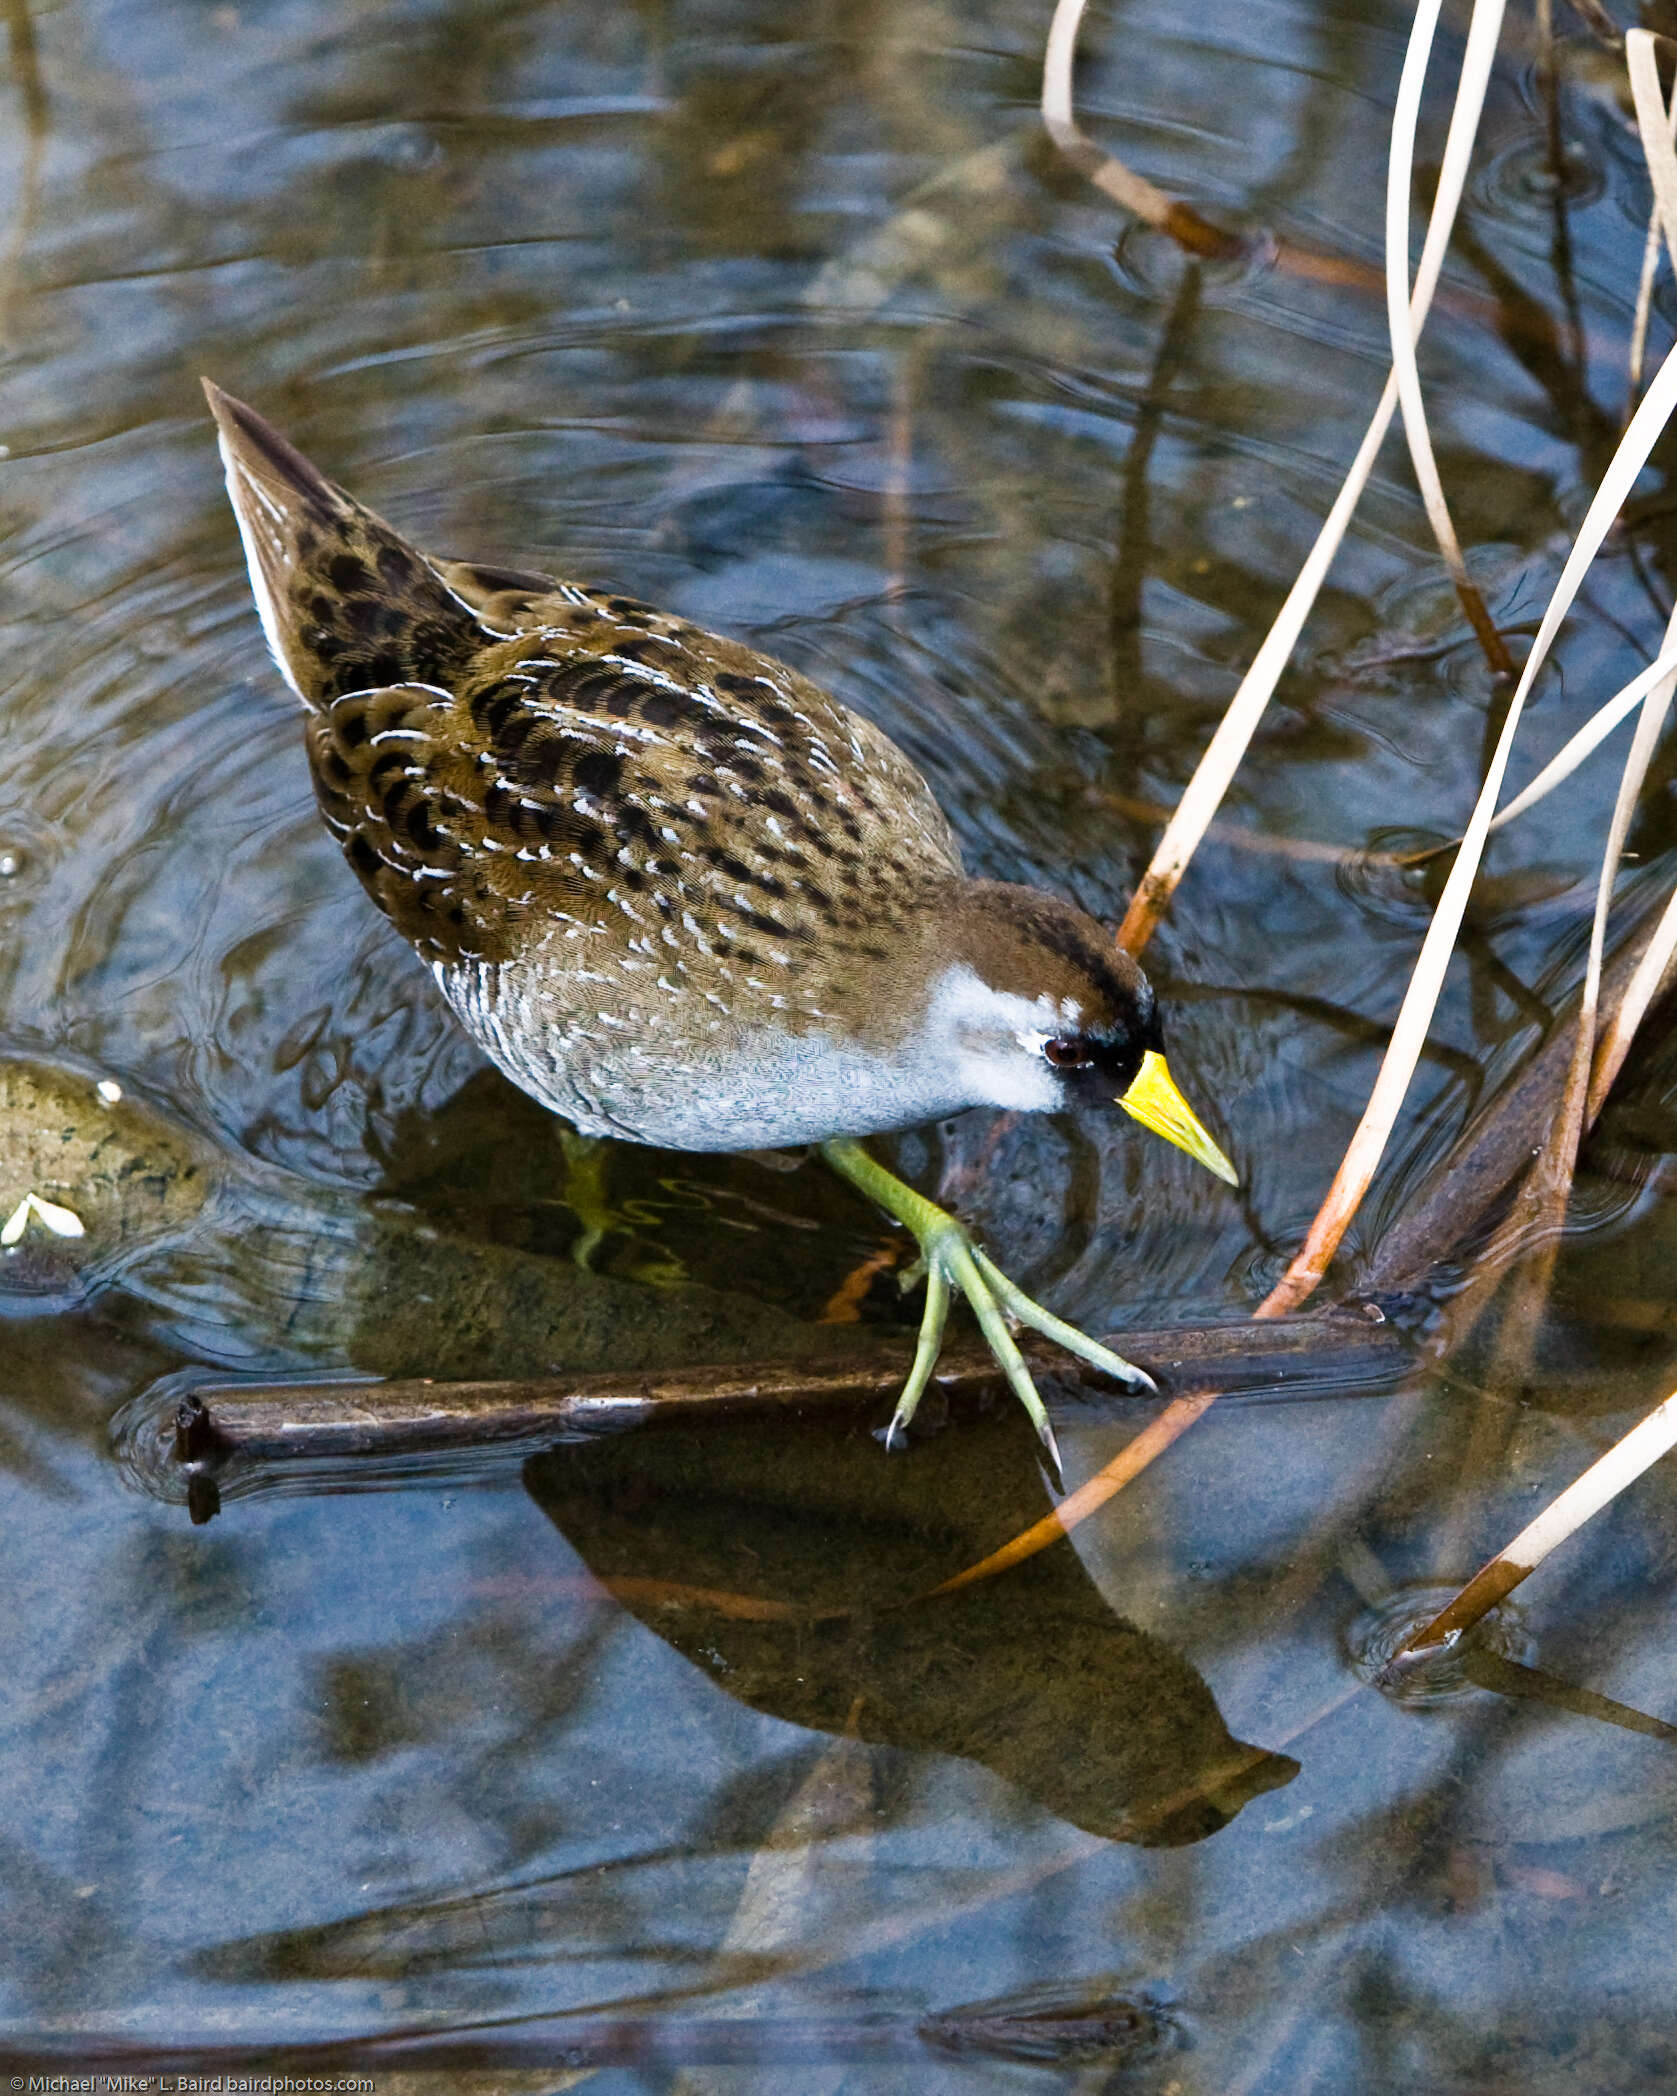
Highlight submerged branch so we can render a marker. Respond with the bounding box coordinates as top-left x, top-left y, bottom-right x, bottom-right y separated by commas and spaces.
1470, 595, 1677, 1379
0, 0, 48, 350
1364, 873, 1677, 1302
1589, 880, 1677, 1117
148, 1313, 1407, 1518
